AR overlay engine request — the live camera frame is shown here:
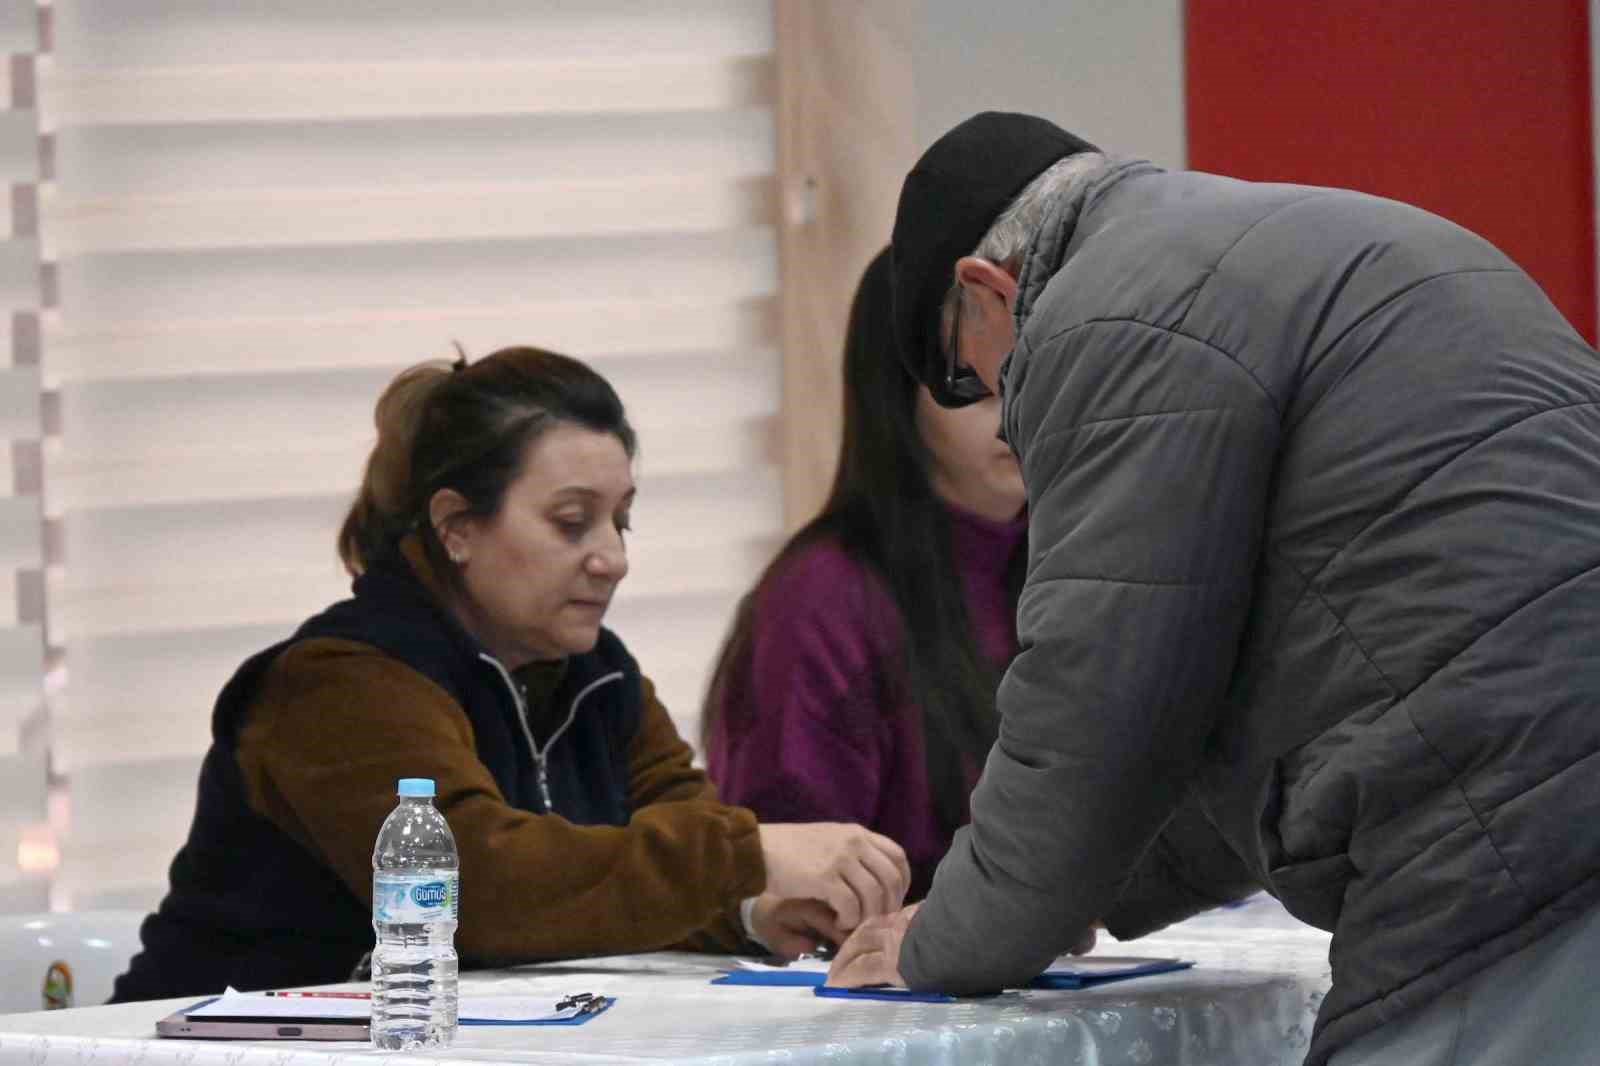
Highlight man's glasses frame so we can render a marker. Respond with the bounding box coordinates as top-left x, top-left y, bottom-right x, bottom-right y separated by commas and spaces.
943, 285, 993, 402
